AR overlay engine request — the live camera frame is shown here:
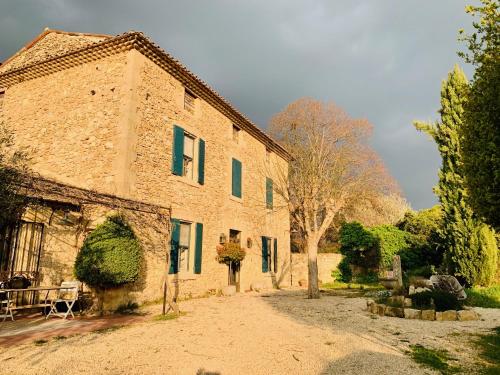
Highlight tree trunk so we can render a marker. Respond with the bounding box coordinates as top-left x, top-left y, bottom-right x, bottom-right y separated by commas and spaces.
97, 288, 105, 316
306, 238, 320, 299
